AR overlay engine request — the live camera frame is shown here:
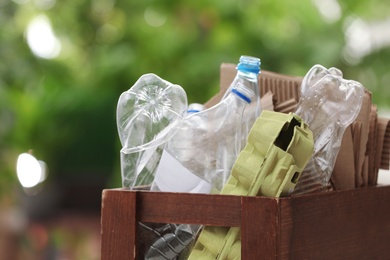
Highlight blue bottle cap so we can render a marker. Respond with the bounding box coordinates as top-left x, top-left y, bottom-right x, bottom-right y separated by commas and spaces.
237, 55, 261, 74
